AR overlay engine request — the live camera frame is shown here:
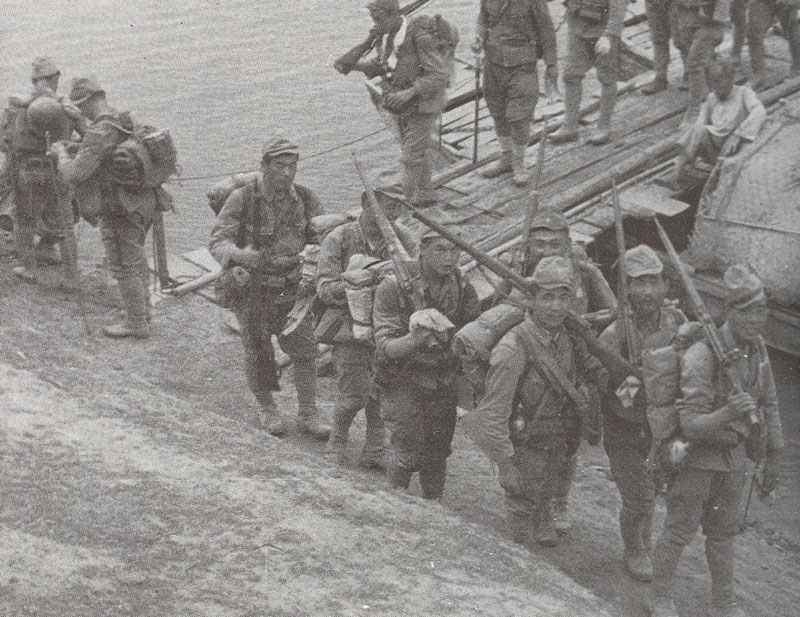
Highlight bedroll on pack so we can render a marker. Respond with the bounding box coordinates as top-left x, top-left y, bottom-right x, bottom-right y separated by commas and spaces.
452, 302, 525, 397
111, 125, 177, 190
207, 172, 260, 215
